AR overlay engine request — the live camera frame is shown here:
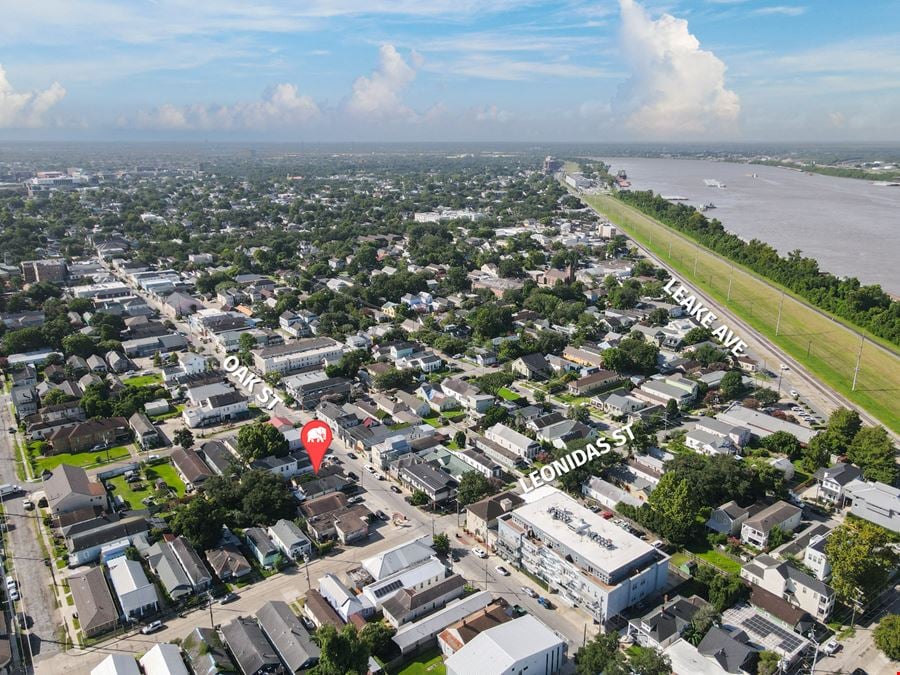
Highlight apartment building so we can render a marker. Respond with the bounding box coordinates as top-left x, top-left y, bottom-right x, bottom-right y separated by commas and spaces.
496, 486, 669, 624
740, 554, 834, 621
252, 337, 344, 376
